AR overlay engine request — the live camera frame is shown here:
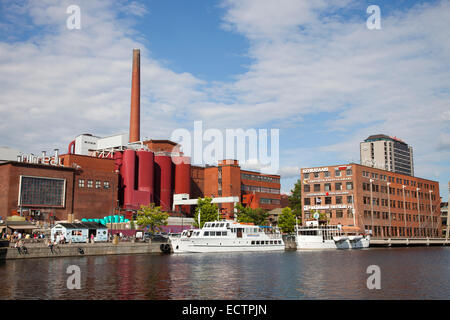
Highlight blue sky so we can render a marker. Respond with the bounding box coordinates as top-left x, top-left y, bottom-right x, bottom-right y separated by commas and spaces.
0, 0, 449, 200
